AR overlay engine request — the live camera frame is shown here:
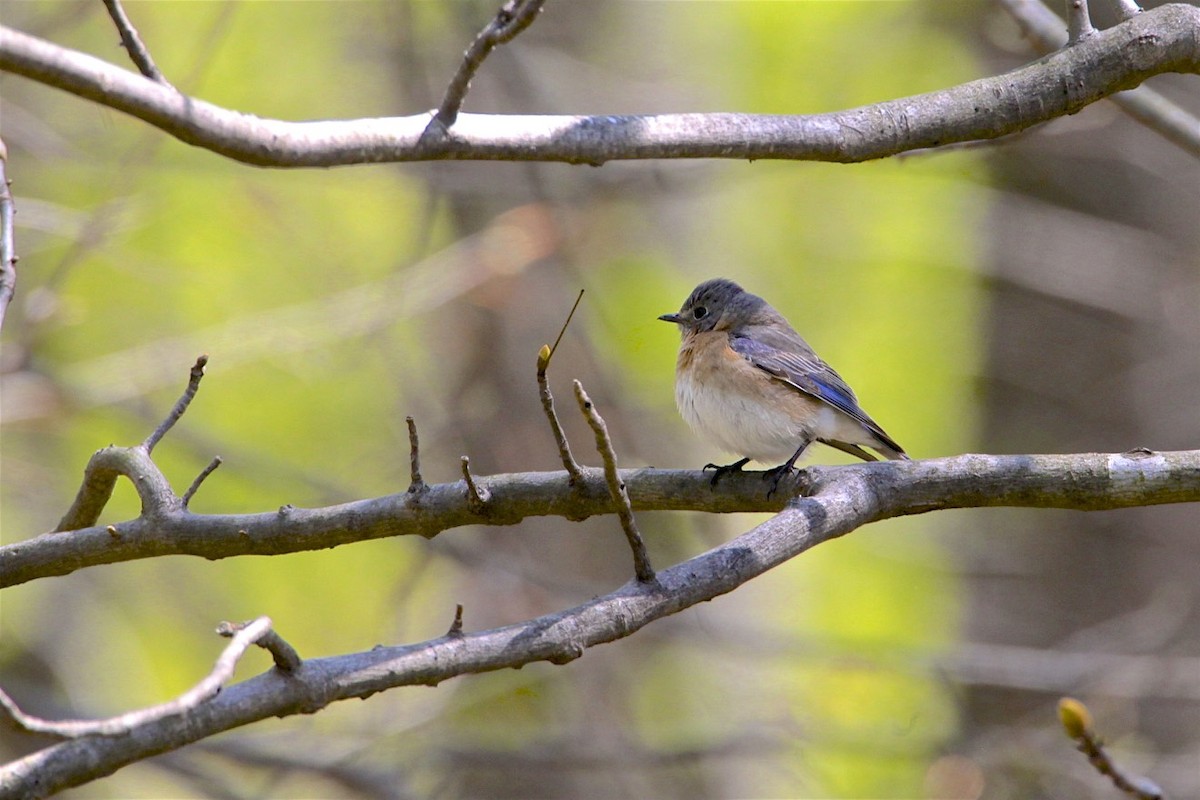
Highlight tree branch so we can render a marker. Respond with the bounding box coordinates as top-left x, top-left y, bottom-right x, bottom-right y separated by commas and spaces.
573, 380, 655, 583
4, 450, 1196, 796
99, 0, 169, 85
1, 4, 1196, 166
1000, 0, 1200, 157
0, 617, 281, 739
5, 449, 1197, 589
0, 137, 15, 335
430, 0, 546, 130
